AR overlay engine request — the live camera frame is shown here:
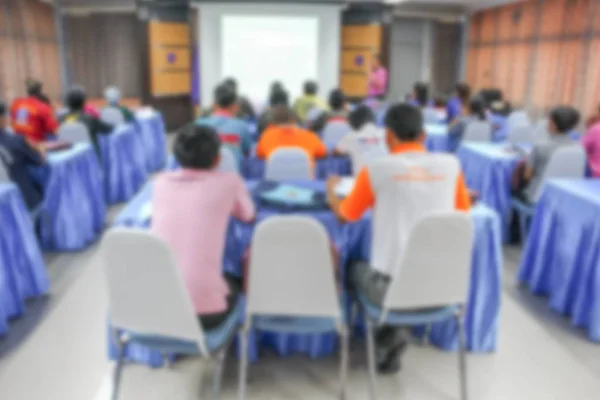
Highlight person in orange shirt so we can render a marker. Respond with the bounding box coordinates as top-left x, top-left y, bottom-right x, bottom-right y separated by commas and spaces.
326, 103, 471, 374
256, 105, 327, 162
10, 80, 58, 143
